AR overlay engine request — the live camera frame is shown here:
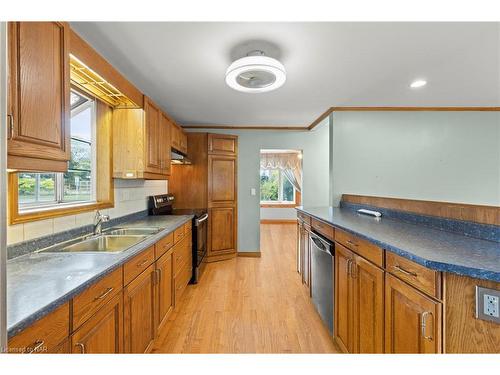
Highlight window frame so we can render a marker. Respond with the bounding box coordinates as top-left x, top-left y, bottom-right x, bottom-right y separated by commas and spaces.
259, 168, 301, 208
8, 87, 114, 225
